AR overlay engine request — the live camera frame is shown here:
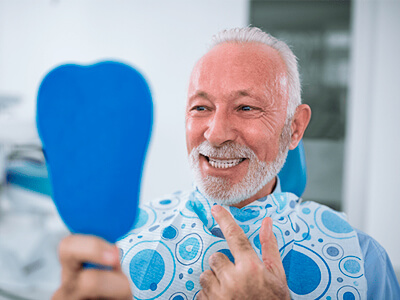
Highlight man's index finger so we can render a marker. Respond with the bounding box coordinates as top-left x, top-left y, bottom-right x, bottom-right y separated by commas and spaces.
211, 205, 256, 261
